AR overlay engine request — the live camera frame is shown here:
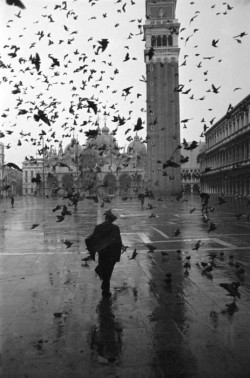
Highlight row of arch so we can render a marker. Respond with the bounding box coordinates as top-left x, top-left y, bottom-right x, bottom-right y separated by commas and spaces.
151, 35, 173, 47
46, 172, 143, 195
